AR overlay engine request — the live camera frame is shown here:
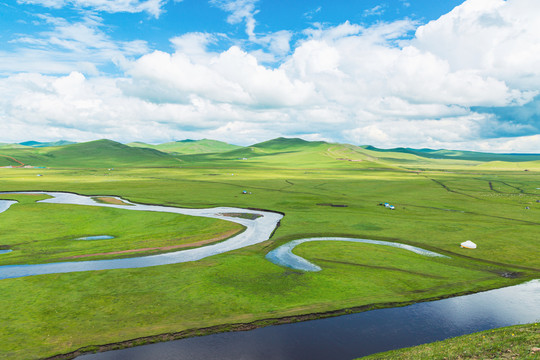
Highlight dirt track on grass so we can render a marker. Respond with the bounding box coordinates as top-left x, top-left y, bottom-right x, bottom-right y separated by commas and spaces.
0, 154, 25, 167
